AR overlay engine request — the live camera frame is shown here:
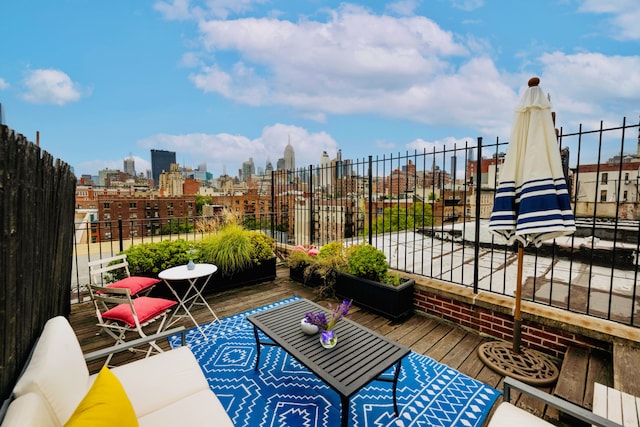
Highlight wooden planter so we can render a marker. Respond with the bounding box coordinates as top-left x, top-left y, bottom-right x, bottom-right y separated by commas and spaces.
334, 272, 415, 320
